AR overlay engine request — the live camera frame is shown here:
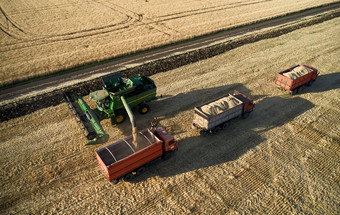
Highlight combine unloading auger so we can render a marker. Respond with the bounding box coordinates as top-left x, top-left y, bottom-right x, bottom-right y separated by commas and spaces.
63, 91, 109, 145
